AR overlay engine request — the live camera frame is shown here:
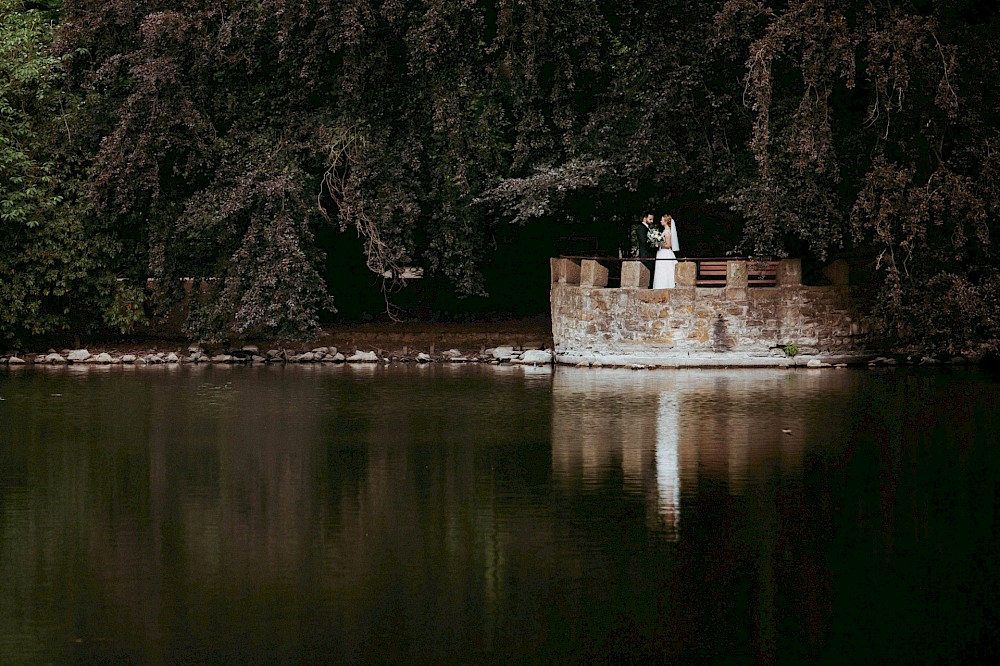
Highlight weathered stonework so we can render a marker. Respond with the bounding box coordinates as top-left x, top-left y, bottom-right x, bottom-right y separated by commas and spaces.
580, 259, 609, 287
620, 261, 650, 289
551, 258, 872, 367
